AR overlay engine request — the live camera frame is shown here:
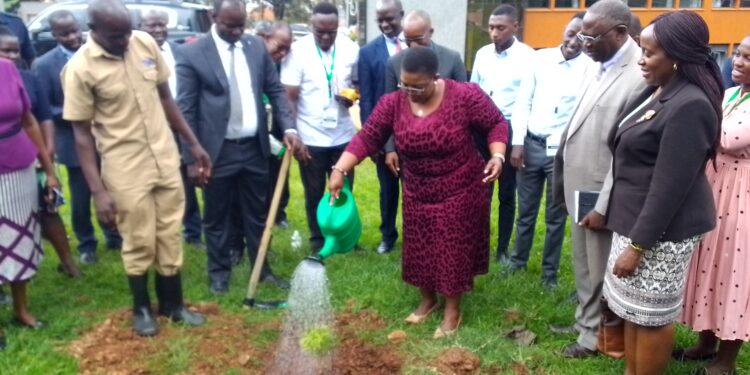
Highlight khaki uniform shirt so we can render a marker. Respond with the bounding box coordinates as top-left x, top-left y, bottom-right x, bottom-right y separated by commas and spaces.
62, 30, 180, 189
